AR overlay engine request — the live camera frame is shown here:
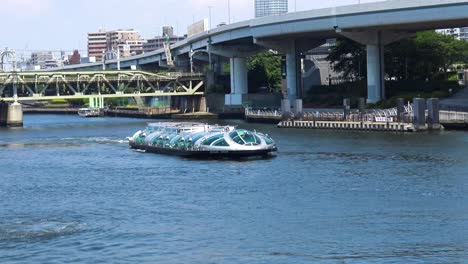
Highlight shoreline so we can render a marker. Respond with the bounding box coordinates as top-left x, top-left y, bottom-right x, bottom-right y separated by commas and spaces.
23, 107, 221, 120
